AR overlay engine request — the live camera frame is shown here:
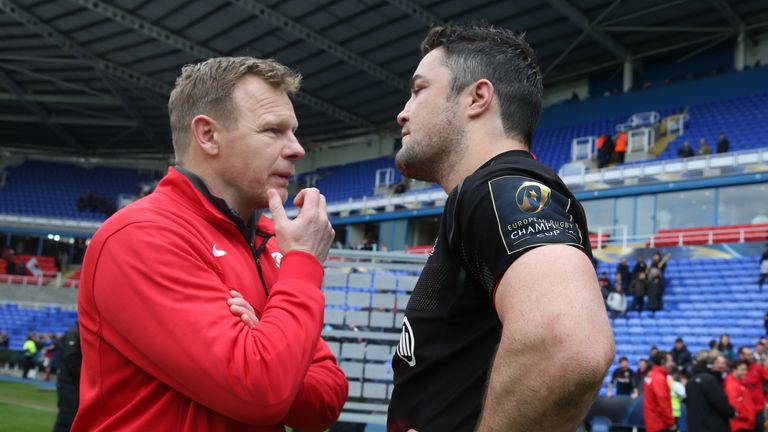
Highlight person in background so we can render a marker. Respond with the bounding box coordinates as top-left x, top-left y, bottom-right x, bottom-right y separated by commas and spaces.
679, 141, 695, 158
1, 245, 16, 275
607, 284, 628, 319
739, 346, 768, 432
686, 354, 734, 432
699, 138, 712, 156
670, 371, 687, 429
720, 334, 737, 363
725, 360, 757, 432
53, 322, 81, 432
617, 257, 631, 291
644, 351, 677, 432
608, 356, 638, 399
754, 338, 768, 364
599, 271, 611, 301
630, 270, 648, 315
636, 358, 651, 395
598, 134, 615, 168
717, 132, 730, 154
632, 255, 648, 280
614, 130, 628, 164
672, 337, 693, 374
647, 267, 665, 317
22, 332, 37, 379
